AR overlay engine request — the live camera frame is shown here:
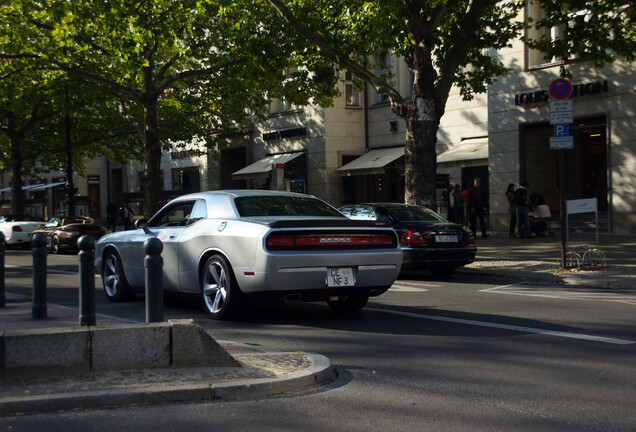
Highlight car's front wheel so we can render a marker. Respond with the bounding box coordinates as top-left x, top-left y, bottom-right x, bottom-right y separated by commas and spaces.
201, 255, 242, 320
326, 293, 369, 313
102, 250, 135, 302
